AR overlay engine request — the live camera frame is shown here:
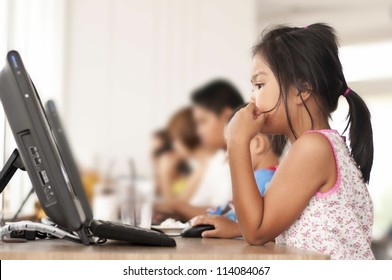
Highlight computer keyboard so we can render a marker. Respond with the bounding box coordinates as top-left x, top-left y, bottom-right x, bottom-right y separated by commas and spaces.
89, 219, 176, 247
